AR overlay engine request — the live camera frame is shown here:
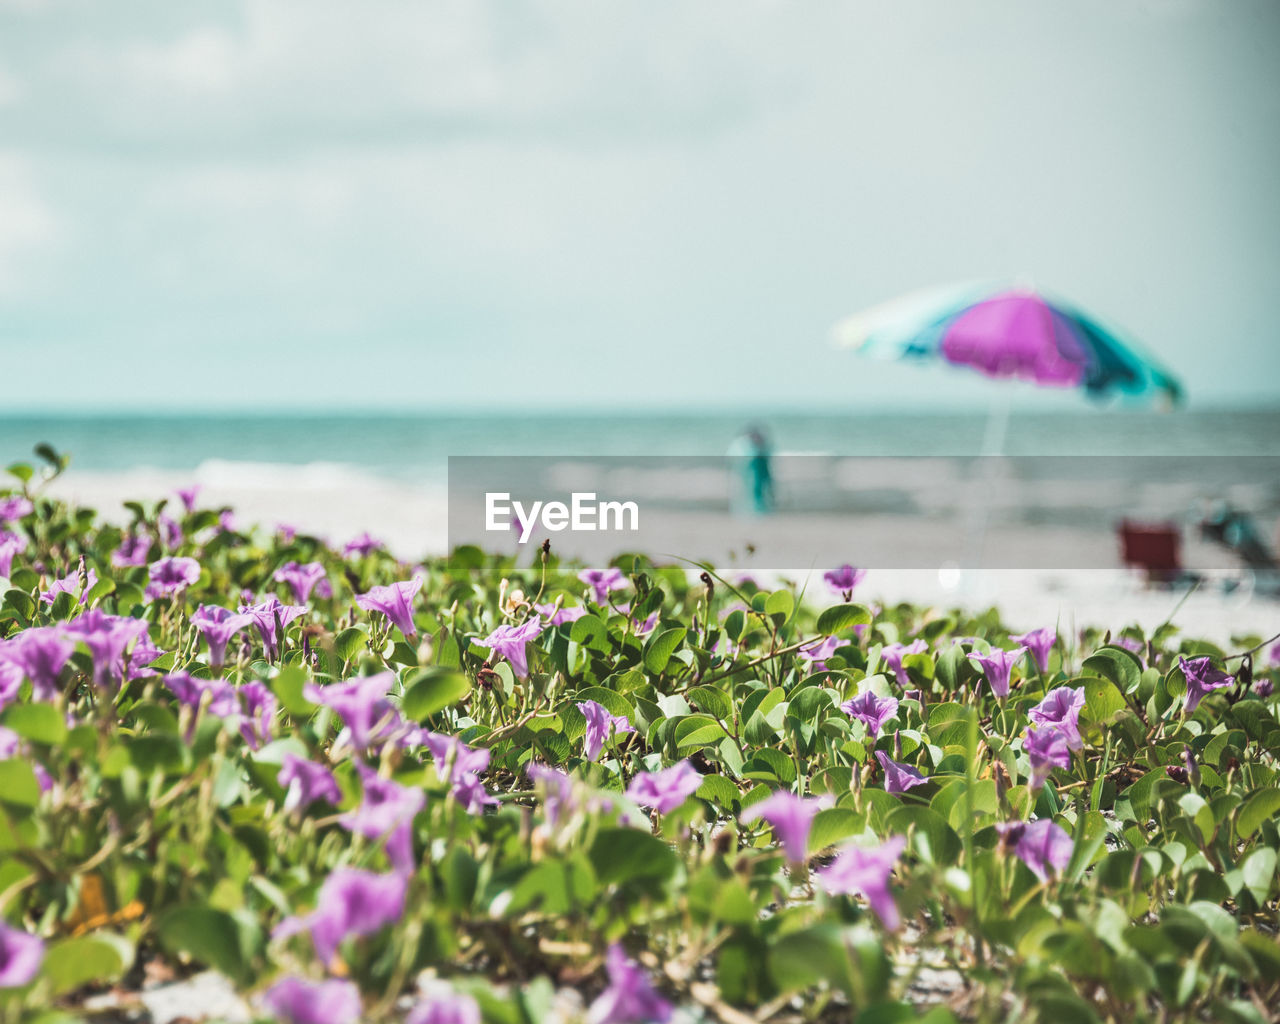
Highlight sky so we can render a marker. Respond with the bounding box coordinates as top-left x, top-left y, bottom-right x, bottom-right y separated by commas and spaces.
1, 0, 1278, 413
